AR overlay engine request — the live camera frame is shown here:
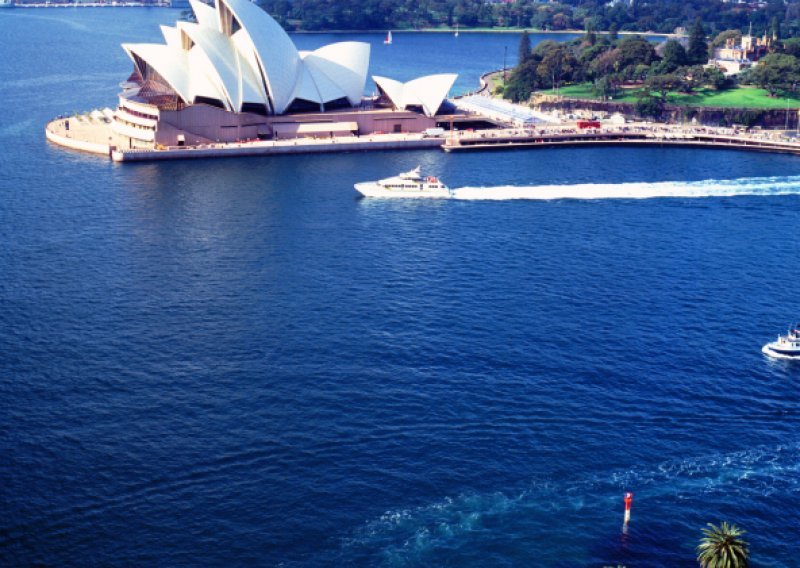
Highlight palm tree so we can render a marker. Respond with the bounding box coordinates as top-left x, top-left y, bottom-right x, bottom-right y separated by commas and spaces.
696, 522, 750, 568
